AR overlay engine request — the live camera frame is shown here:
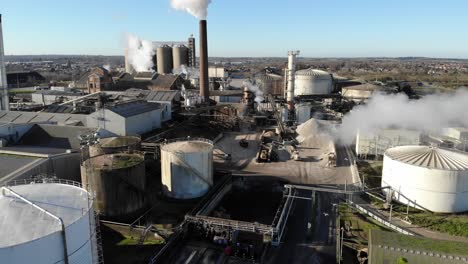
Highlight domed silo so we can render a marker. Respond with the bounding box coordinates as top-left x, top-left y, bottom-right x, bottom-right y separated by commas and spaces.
255, 73, 283, 96
172, 45, 189, 71
89, 136, 141, 157
382, 145, 468, 213
0, 182, 99, 264
157, 45, 173, 74
295, 68, 333, 95
160, 138, 213, 199
81, 153, 146, 217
